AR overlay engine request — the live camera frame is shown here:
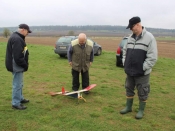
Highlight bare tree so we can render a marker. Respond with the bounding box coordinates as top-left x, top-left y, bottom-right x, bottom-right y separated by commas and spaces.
67, 30, 75, 36
3, 28, 11, 38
